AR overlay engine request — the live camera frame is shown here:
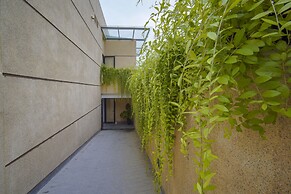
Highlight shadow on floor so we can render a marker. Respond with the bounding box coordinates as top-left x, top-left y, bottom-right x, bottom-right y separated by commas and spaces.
102, 123, 135, 130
